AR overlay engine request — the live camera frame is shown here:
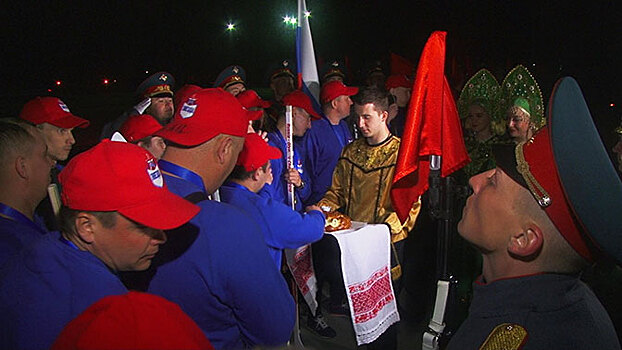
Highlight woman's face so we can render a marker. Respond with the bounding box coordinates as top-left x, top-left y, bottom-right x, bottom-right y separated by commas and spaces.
467, 104, 491, 134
